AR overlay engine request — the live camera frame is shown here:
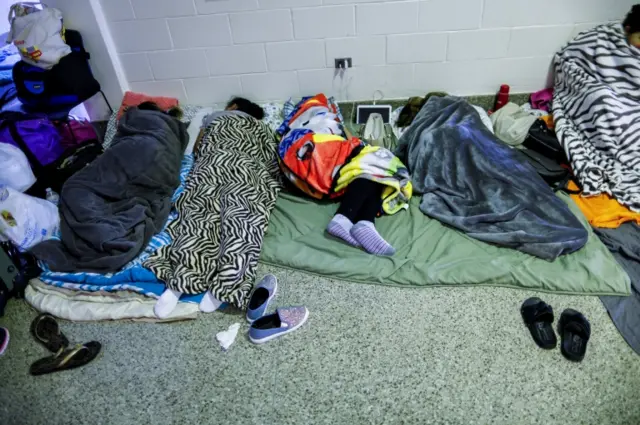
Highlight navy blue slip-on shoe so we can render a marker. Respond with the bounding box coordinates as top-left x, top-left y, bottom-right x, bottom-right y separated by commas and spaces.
246, 274, 278, 323
249, 306, 309, 344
